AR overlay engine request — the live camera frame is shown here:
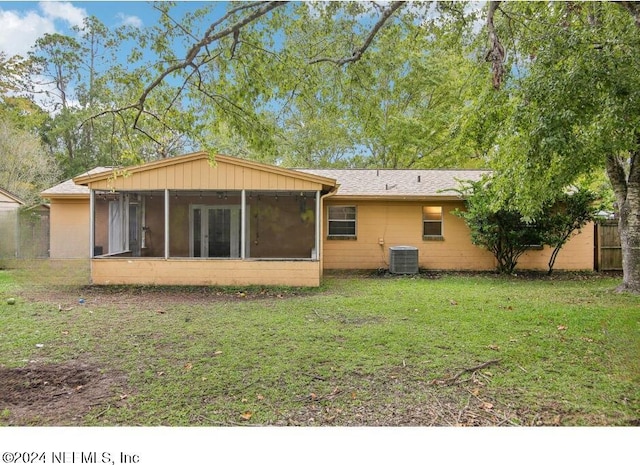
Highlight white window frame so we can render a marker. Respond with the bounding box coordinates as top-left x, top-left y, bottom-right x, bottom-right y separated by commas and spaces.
327, 205, 357, 238
422, 205, 444, 239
